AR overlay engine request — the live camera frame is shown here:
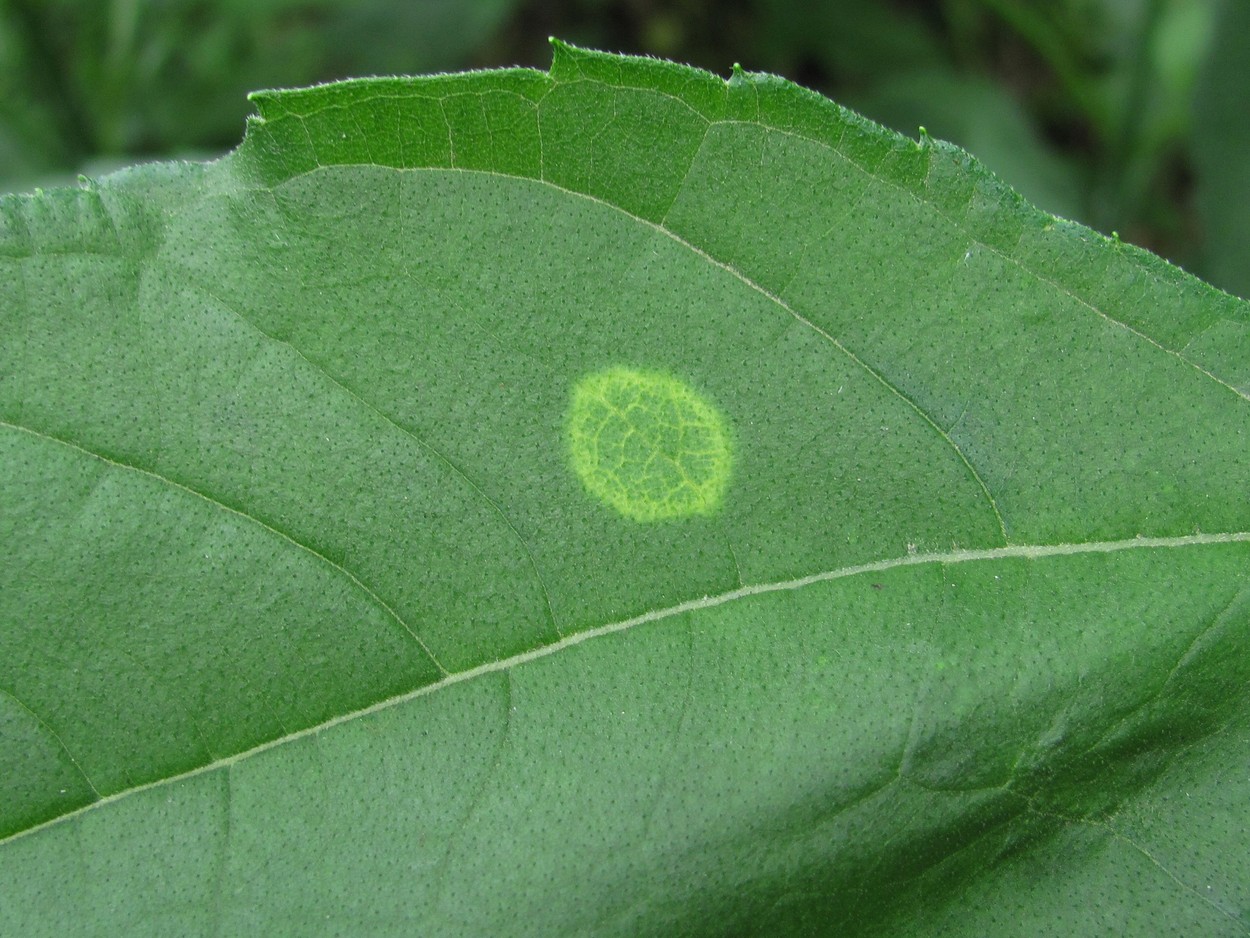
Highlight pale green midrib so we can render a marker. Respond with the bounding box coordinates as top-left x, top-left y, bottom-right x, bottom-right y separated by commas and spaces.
3, 529, 1248, 849
0, 418, 448, 675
